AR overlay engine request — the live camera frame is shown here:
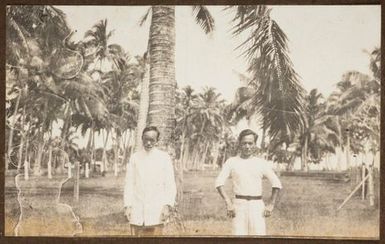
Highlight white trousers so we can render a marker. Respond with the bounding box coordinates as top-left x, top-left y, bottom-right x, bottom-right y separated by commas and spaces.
232, 198, 266, 235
